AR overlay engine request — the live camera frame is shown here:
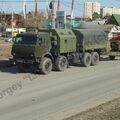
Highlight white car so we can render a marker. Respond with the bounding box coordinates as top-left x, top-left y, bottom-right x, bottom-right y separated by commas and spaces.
5, 37, 13, 42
